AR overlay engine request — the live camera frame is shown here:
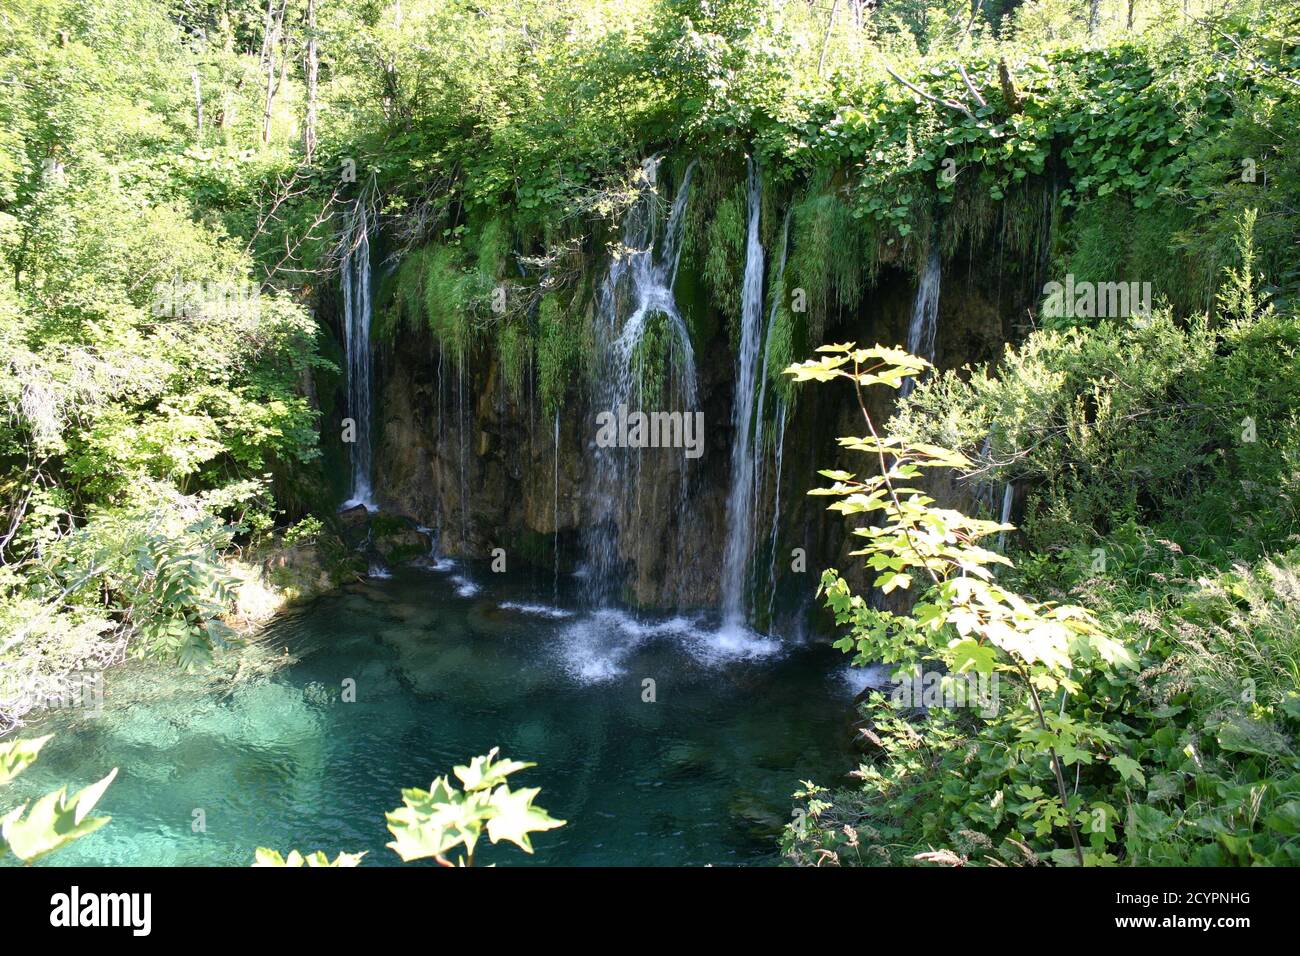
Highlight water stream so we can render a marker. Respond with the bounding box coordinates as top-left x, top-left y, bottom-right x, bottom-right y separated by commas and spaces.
900, 242, 942, 399
756, 209, 793, 626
